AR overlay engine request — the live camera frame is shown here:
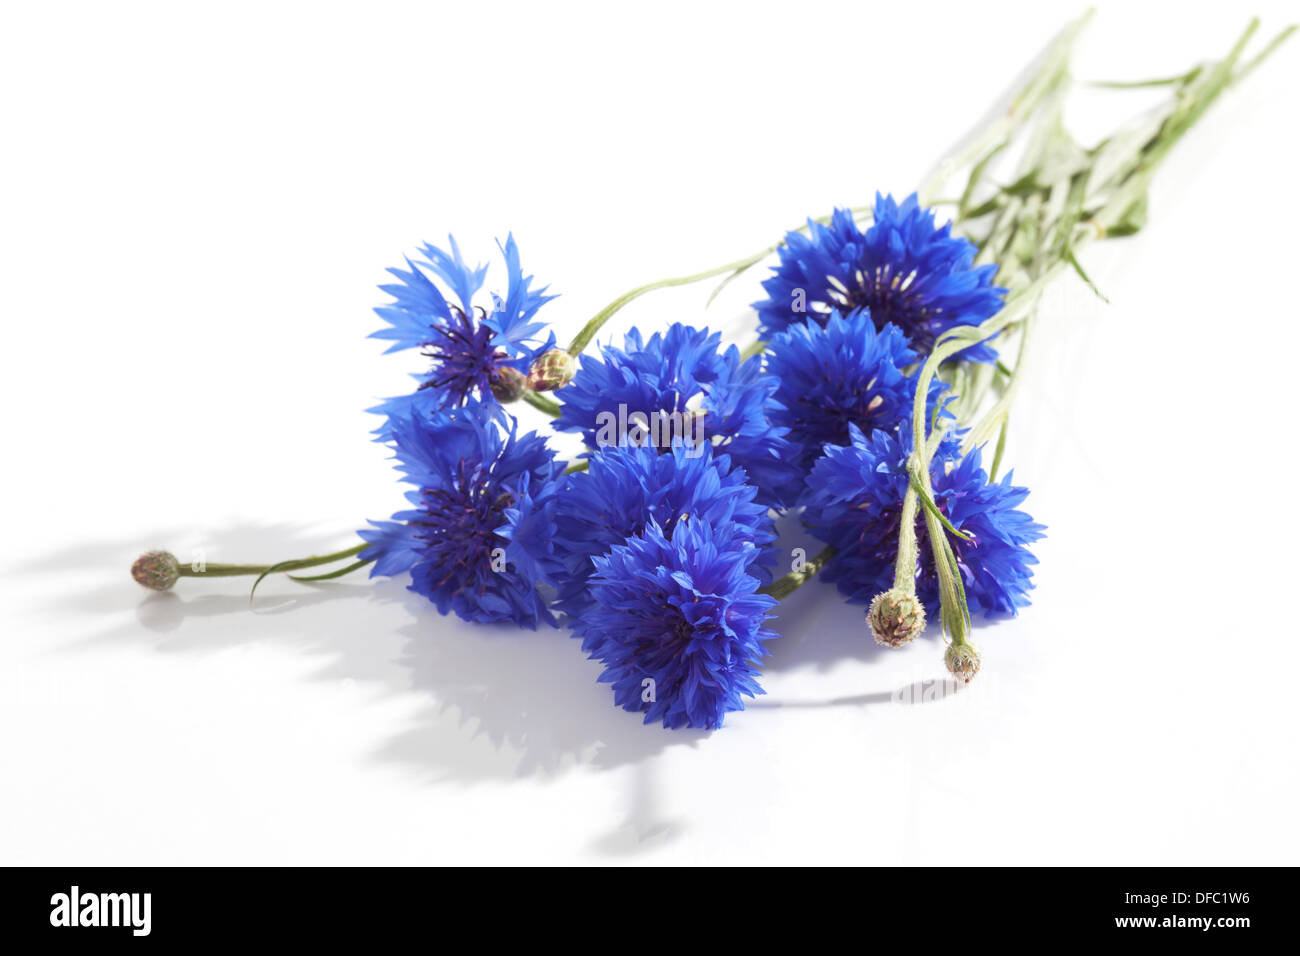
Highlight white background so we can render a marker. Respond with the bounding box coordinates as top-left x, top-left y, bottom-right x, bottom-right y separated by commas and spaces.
2, 0, 1297, 865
